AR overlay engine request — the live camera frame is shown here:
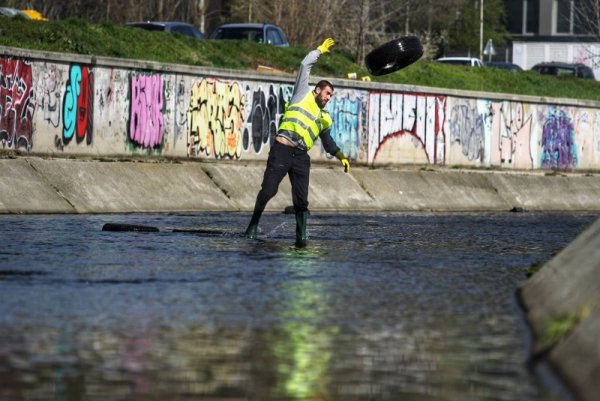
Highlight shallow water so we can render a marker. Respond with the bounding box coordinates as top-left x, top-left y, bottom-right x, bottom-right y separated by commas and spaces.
0, 211, 595, 401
